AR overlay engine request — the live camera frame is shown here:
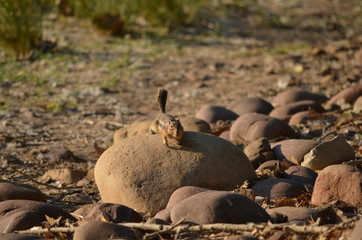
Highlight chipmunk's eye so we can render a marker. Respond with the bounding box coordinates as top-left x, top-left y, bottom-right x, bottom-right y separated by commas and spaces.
170, 125, 174, 129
